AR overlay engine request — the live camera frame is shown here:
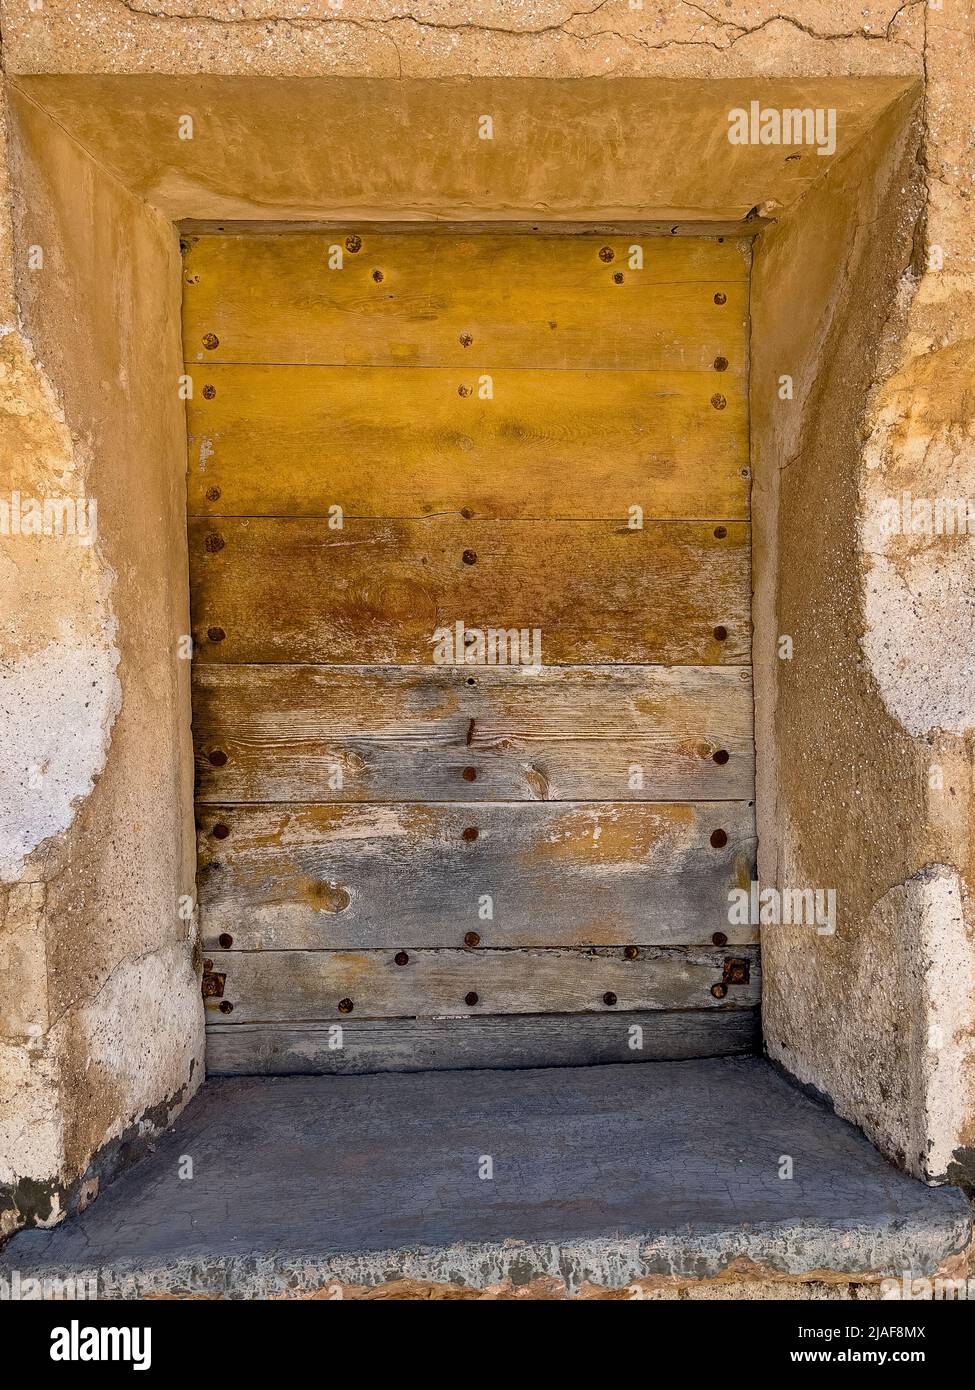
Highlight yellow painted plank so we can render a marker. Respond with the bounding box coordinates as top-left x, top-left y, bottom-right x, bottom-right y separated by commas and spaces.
205, 945, 760, 1023
196, 801, 758, 950
185, 365, 748, 520
182, 231, 749, 371
192, 664, 755, 803
189, 517, 750, 664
